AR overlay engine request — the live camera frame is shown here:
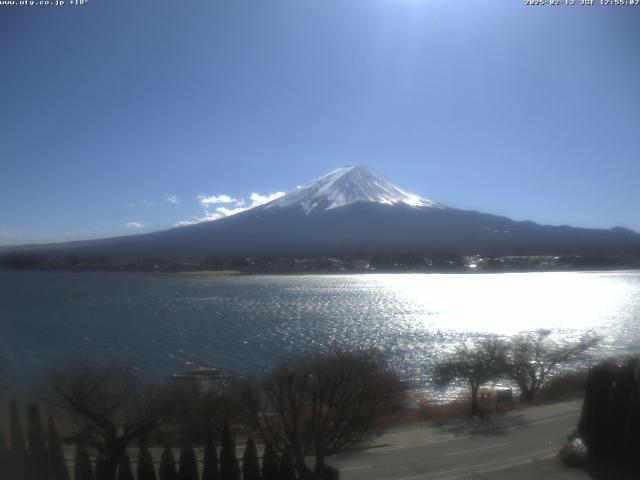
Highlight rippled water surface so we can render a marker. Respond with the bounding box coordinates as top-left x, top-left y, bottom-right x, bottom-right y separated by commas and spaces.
1, 270, 639, 393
